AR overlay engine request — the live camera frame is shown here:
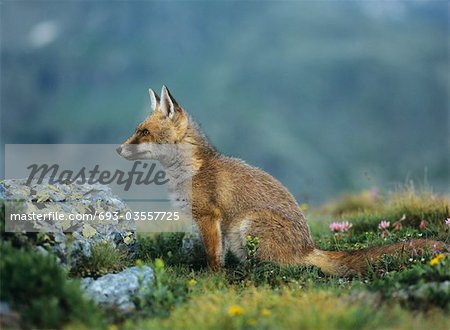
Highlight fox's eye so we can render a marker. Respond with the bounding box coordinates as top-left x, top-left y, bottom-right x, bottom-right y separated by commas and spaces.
141, 129, 149, 136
